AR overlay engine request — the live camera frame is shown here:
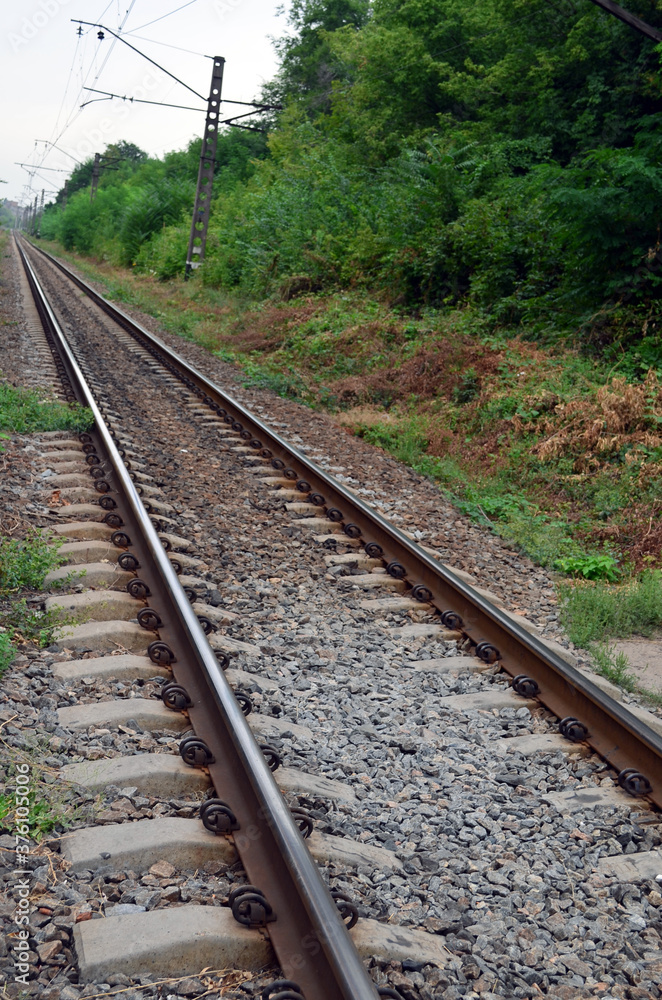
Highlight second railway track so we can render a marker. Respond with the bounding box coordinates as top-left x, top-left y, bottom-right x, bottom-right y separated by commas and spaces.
2, 233, 662, 1000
